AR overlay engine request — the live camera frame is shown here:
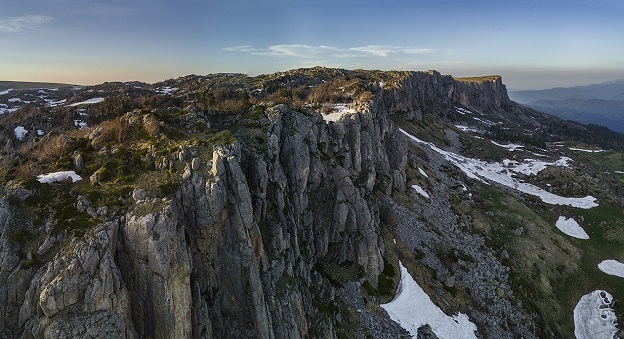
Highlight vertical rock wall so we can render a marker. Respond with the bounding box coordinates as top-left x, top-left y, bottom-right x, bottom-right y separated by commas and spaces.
0, 70, 512, 338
